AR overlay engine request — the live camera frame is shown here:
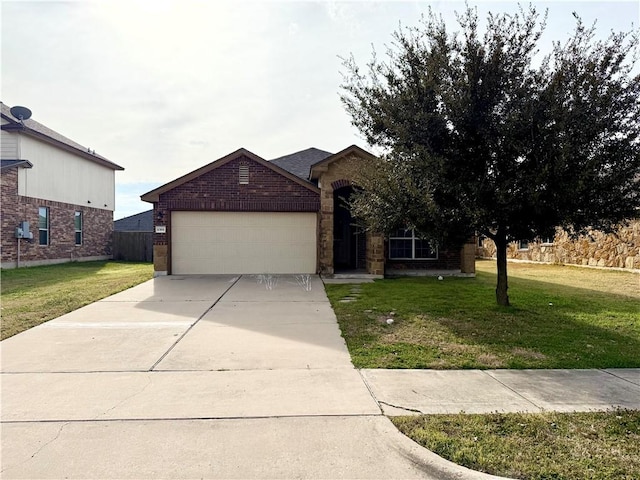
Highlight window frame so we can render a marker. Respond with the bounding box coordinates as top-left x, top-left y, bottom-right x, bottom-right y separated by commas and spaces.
389, 228, 438, 260
74, 211, 83, 246
518, 239, 530, 250
38, 206, 49, 246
